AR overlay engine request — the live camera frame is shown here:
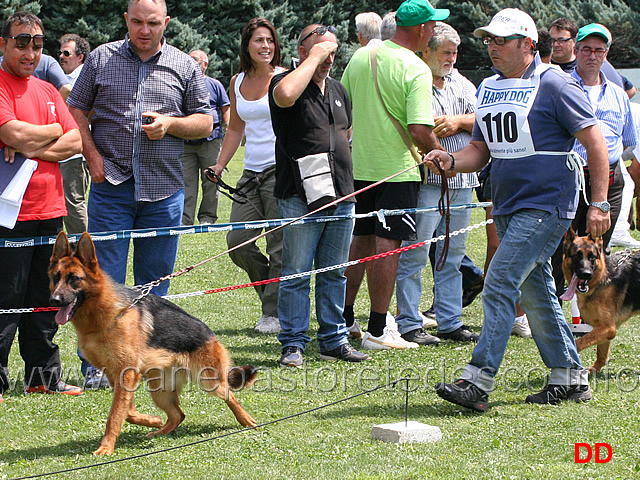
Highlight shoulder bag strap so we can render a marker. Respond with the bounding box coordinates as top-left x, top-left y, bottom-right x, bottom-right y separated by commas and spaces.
369, 47, 423, 167
370, 47, 451, 270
